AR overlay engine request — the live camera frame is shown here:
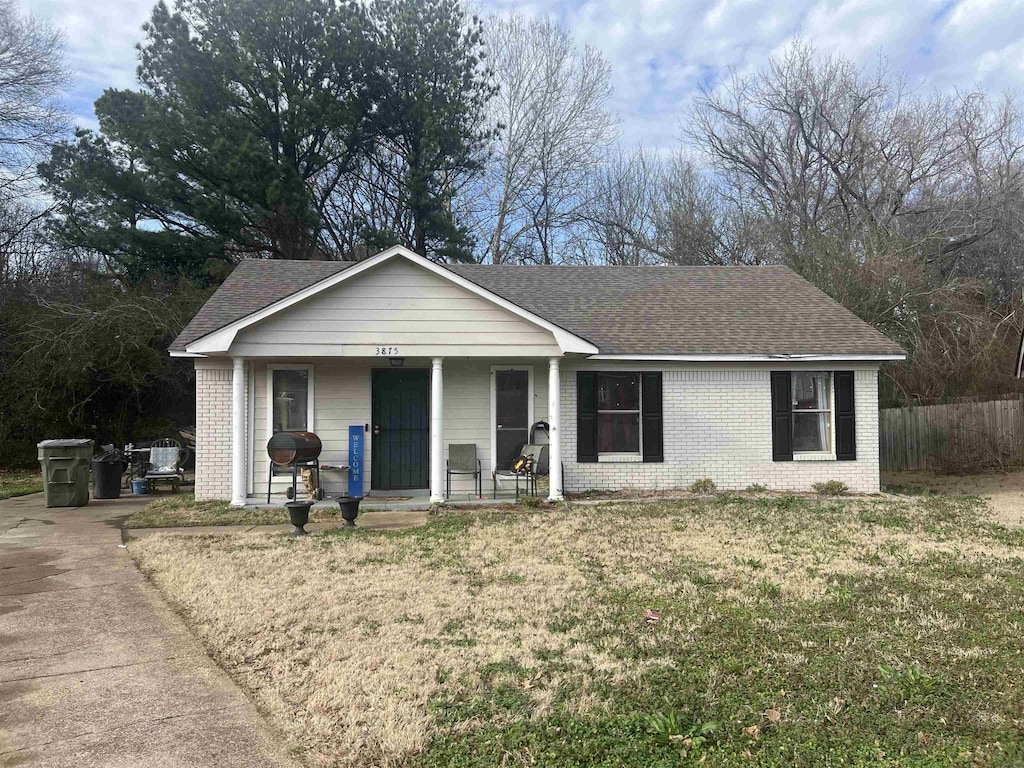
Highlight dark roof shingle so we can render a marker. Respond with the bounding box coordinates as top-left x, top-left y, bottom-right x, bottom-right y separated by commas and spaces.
173, 260, 354, 352
171, 259, 904, 357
